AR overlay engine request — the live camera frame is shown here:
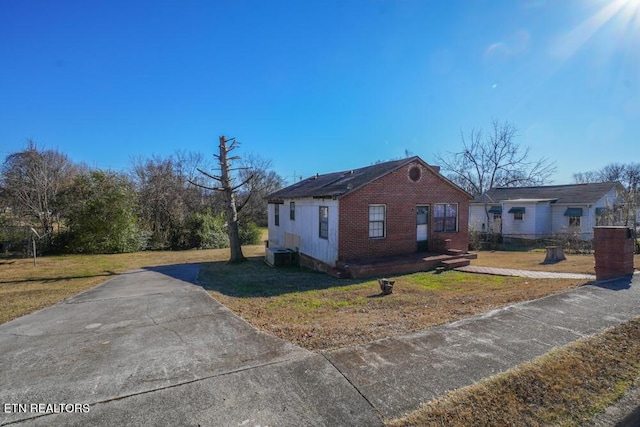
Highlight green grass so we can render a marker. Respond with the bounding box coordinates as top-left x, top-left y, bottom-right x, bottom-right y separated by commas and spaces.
200, 257, 583, 350
0, 245, 265, 324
